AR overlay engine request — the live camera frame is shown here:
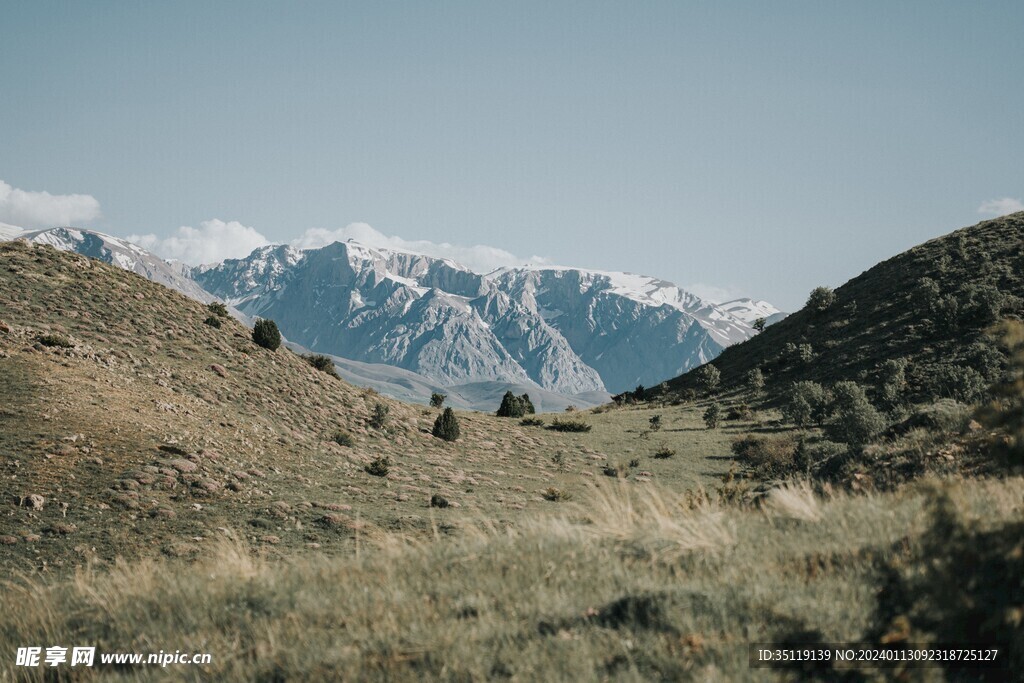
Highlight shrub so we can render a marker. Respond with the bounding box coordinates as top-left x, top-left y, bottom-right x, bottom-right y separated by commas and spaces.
924, 363, 987, 403
730, 435, 799, 479
252, 319, 281, 351
548, 418, 592, 433
753, 317, 767, 333
826, 381, 887, 450
432, 408, 460, 442
648, 415, 662, 432
542, 487, 572, 502
429, 494, 449, 508
332, 431, 354, 447
725, 404, 752, 421
304, 354, 340, 379
364, 457, 391, 477
653, 446, 675, 459
429, 392, 446, 408
602, 463, 626, 478
207, 301, 230, 318
37, 333, 73, 348
520, 417, 544, 427
369, 402, 390, 429
695, 364, 721, 393
203, 315, 222, 328
806, 286, 836, 313
703, 404, 721, 429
